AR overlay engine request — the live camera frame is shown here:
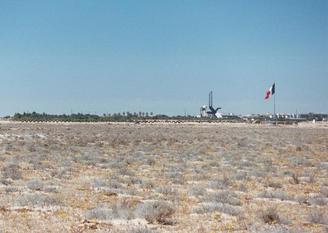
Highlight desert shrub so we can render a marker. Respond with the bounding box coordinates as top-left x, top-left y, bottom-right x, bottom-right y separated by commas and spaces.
295, 195, 308, 204
320, 186, 328, 197
239, 159, 253, 167
43, 186, 58, 193
212, 190, 241, 206
308, 173, 316, 183
127, 176, 143, 185
193, 202, 243, 216
192, 202, 221, 214
208, 176, 230, 189
4, 143, 14, 152
156, 186, 178, 196
251, 170, 266, 178
85, 207, 113, 221
28, 155, 53, 170
254, 225, 291, 233
2, 164, 22, 180
127, 226, 158, 233
235, 171, 248, 181
109, 179, 124, 189
188, 186, 206, 197
192, 173, 211, 181
288, 156, 306, 166
208, 160, 219, 167
267, 181, 283, 189
112, 199, 137, 220
119, 167, 135, 177
5, 187, 19, 193
238, 183, 248, 192
290, 173, 300, 184
192, 167, 204, 174
140, 179, 154, 189
258, 190, 294, 201
171, 174, 184, 185
295, 146, 302, 151
86, 198, 138, 221
51, 166, 72, 179
109, 225, 158, 233
90, 178, 107, 189
308, 209, 328, 224
125, 187, 142, 196
0, 178, 12, 185
164, 168, 185, 185
27, 144, 36, 152
27, 179, 44, 191
289, 227, 312, 233
261, 207, 281, 224
308, 195, 328, 206
319, 162, 328, 169
218, 203, 243, 216
145, 157, 156, 166
15, 193, 60, 207
165, 170, 181, 180
90, 177, 124, 190
302, 173, 316, 183
135, 201, 175, 225
74, 149, 102, 166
